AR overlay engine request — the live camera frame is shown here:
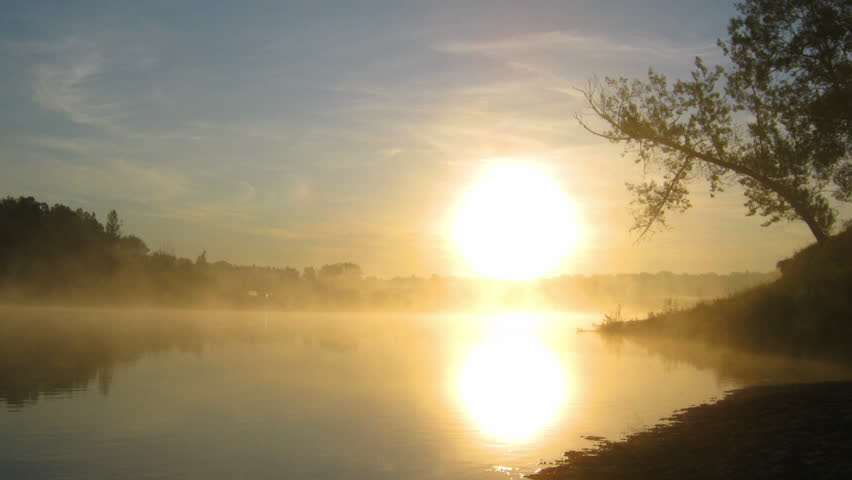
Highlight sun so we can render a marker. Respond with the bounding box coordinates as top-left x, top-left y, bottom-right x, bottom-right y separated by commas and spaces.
452, 160, 579, 280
